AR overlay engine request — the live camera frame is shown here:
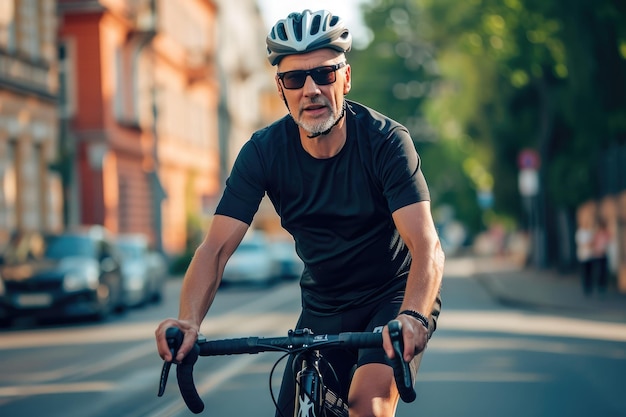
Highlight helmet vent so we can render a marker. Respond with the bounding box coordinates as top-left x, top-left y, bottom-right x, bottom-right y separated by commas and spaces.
291, 12, 303, 41
330, 16, 339, 27
275, 23, 287, 41
311, 14, 321, 35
